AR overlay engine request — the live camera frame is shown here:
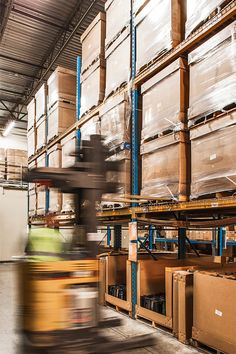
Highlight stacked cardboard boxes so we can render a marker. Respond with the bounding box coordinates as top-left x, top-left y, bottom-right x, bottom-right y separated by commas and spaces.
36, 154, 46, 215
35, 84, 47, 151
141, 58, 189, 201
27, 98, 36, 158
6, 149, 27, 181
28, 161, 37, 216
47, 144, 62, 213
135, 0, 185, 73
80, 13, 106, 115
0, 148, 5, 180
80, 115, 101, 141
47, 67, 76, 141
105, 0, 131, 97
